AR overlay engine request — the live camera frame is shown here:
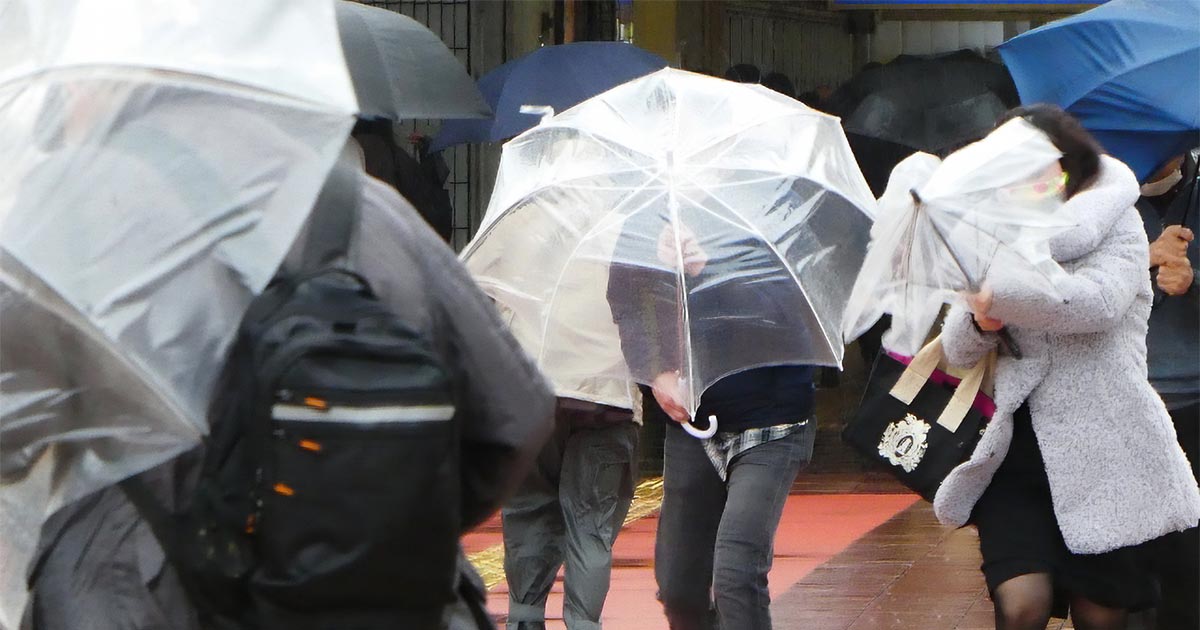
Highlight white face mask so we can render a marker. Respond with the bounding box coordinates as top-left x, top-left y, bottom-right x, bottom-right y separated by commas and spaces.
1141, 169, 1182, 197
